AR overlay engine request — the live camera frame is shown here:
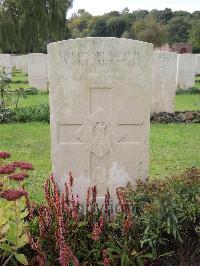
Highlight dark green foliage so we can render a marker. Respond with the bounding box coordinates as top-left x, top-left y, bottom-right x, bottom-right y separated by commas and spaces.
167, 16, 192, 43
0, 108, 16, 123
15, 103, 50, 123
24, 87, 40, 95
89, 18, 111, 37
150, 8, 174, 24
68, 8, 200, 49
190, 22, 200, 51
0, 0, 73, 53
176, 87, 200, 95
0, 103, 50, 123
